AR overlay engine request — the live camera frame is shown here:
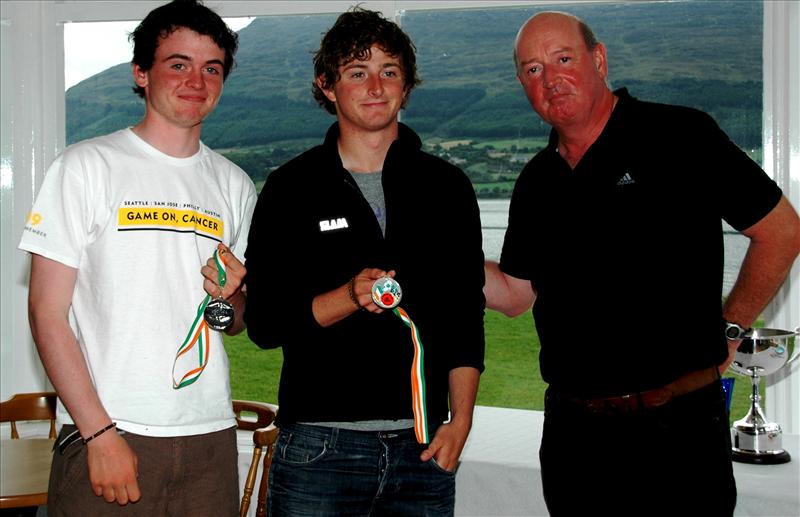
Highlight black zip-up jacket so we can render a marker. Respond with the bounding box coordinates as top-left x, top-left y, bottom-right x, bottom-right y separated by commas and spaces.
244, 122, 485, 435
